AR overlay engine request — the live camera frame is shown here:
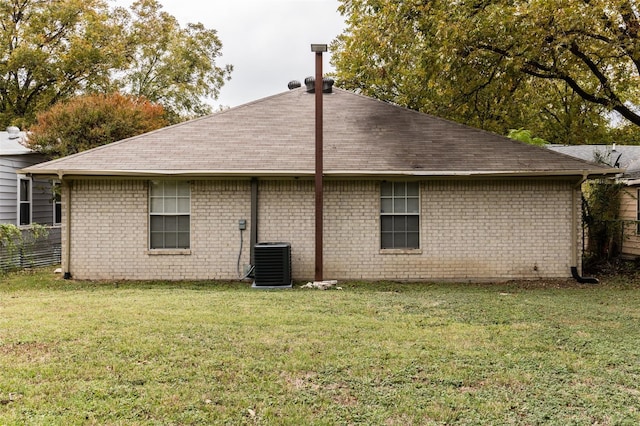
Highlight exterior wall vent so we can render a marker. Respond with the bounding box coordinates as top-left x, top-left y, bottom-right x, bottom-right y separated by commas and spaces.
252, 242, 292, 288
6, 126, 20, 139
304, 77, 334, 93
